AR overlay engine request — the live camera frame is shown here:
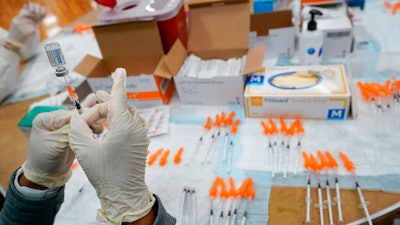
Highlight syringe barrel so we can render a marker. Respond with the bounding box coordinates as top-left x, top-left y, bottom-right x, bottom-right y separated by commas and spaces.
44, 42, 69, 77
